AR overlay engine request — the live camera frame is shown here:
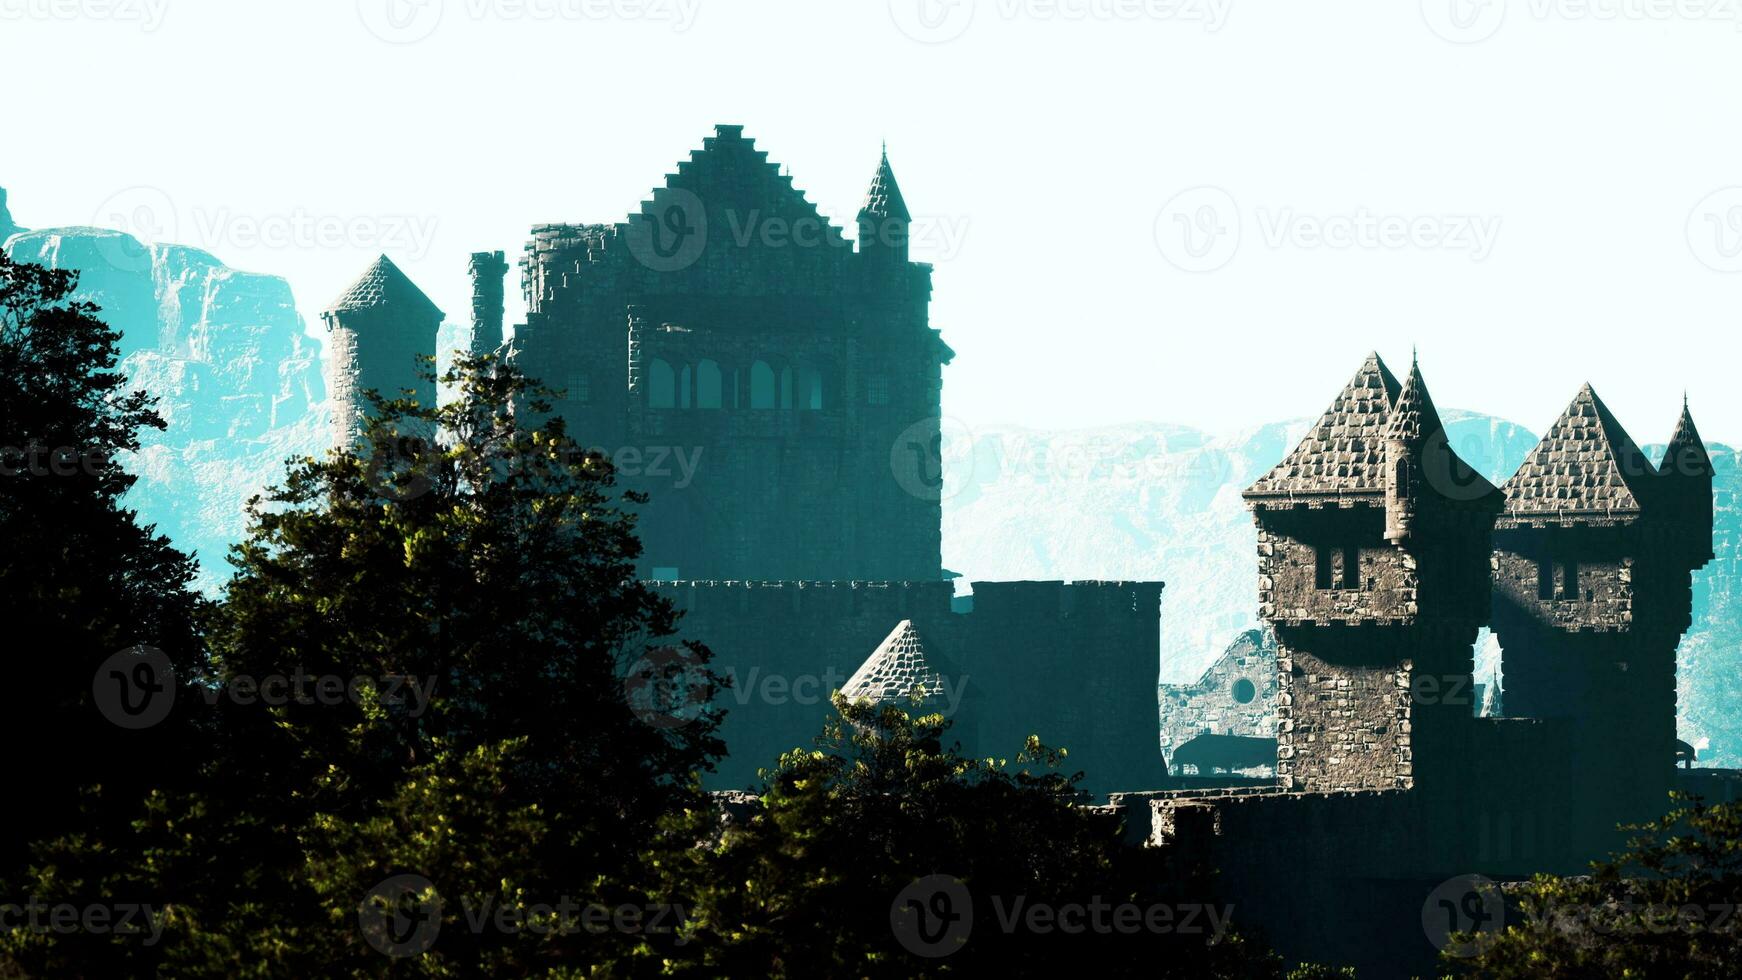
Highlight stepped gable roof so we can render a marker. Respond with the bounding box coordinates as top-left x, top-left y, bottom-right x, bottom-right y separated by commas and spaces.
324, 254, 444, 322
841, 620, 947, 705
1500, 383, 1656, 524
858, 145, 910, 222
1245, 352, 1403, 501
623, 124, 848, 249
